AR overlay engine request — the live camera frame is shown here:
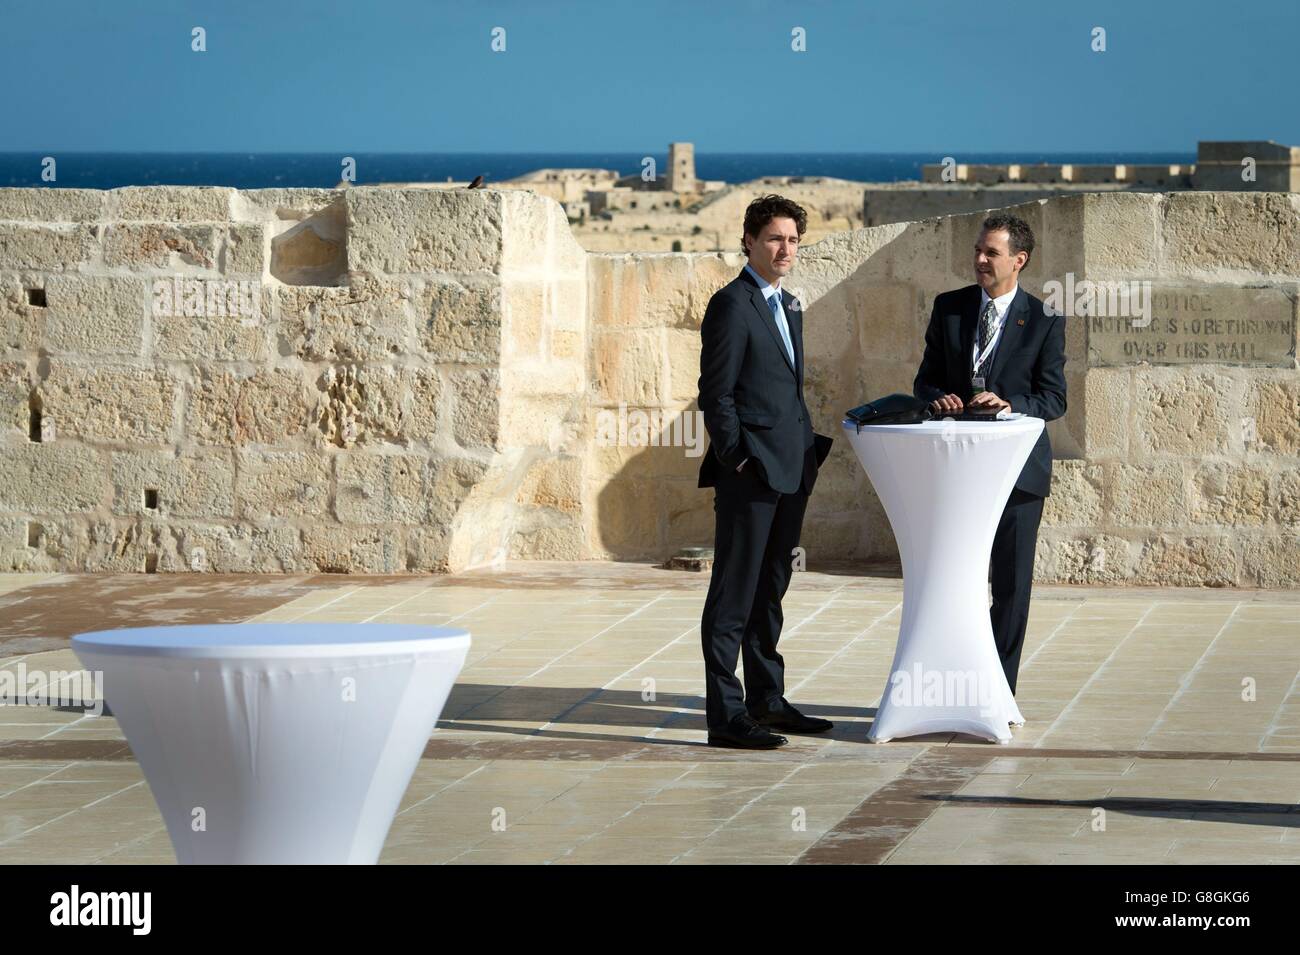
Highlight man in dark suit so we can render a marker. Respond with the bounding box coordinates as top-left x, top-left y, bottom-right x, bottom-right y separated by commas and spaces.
913, 213, 1067, 697
697, 195, 835, 749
